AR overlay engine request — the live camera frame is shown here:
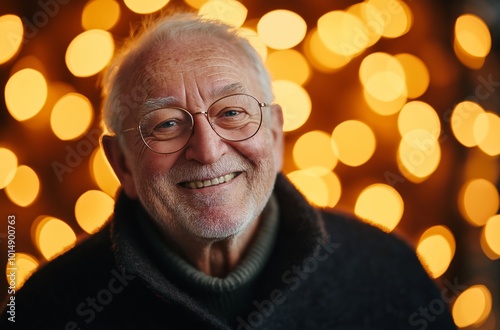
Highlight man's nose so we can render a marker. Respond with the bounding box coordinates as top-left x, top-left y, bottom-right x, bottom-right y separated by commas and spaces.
183, 112, 228, 164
